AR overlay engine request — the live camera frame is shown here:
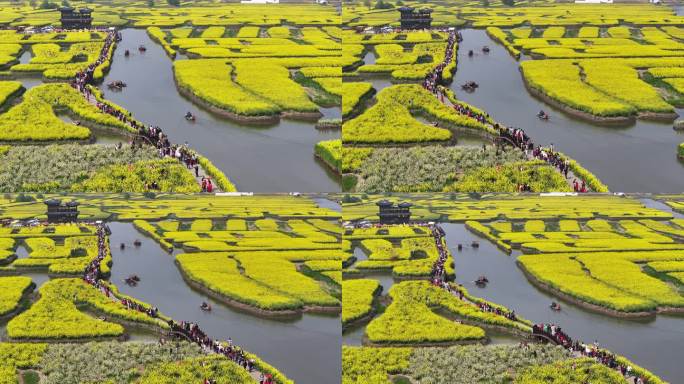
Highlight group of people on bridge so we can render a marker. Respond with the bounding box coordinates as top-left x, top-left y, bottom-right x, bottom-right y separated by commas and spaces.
81, 223, 274, 383
532, 324, 651, 383
69, 30, 211, 192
